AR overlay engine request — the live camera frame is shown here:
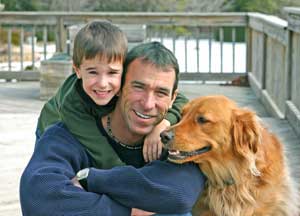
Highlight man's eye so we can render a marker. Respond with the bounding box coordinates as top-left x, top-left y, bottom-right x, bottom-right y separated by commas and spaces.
197, 116, 208, 124
157, 91, 168, 97
133, 85, 143, 88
